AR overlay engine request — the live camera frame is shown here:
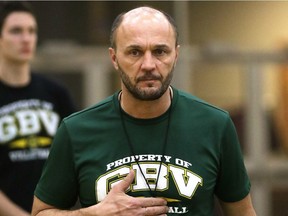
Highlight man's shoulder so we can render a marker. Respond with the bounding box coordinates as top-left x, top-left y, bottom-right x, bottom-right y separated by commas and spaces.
176, 89, 229, 116
63, 94, 116, 122
31, 73, 63, 87
31, 73, 73, 99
